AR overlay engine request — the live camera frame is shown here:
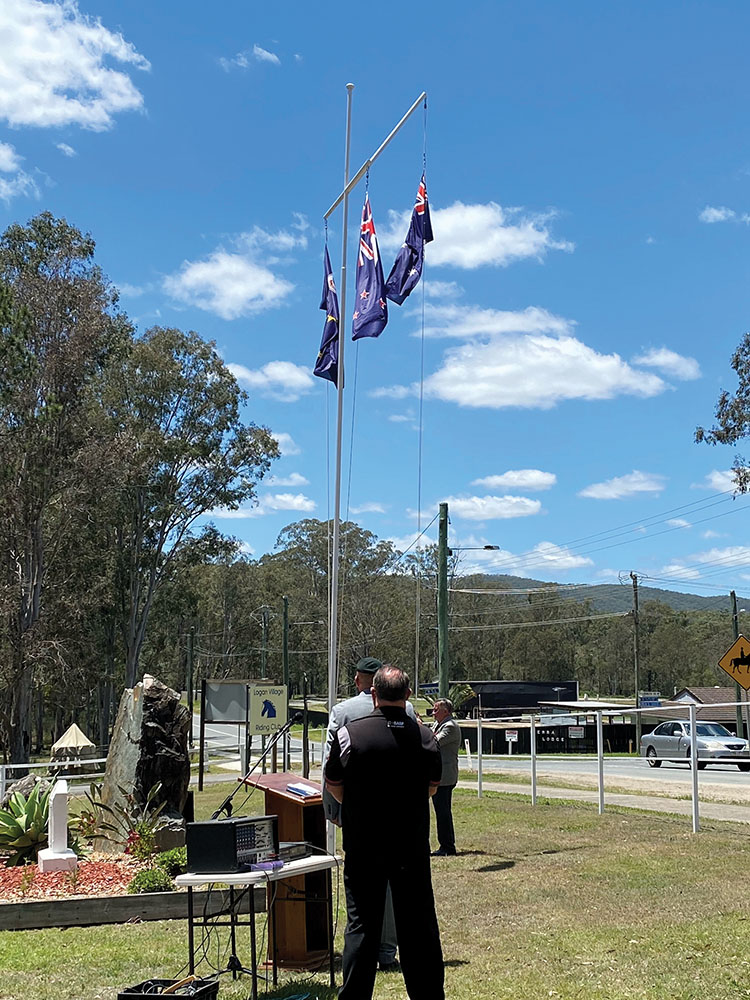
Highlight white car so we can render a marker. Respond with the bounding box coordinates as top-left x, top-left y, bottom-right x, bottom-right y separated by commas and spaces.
640, 720, 750, 771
